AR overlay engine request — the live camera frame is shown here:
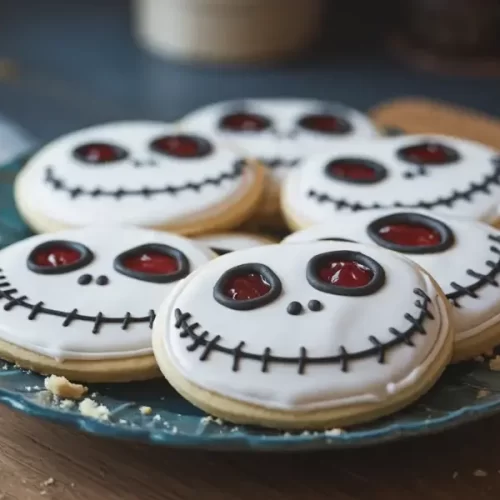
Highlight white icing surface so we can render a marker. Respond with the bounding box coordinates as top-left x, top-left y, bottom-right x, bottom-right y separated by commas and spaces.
17, 121, 256, 227
181, 99, 379, 184
0, 226, 214, 360
158, 242, 449, 411
193, 232, 273, 253
284, 209, 500, 343
282, 134, 500, 225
